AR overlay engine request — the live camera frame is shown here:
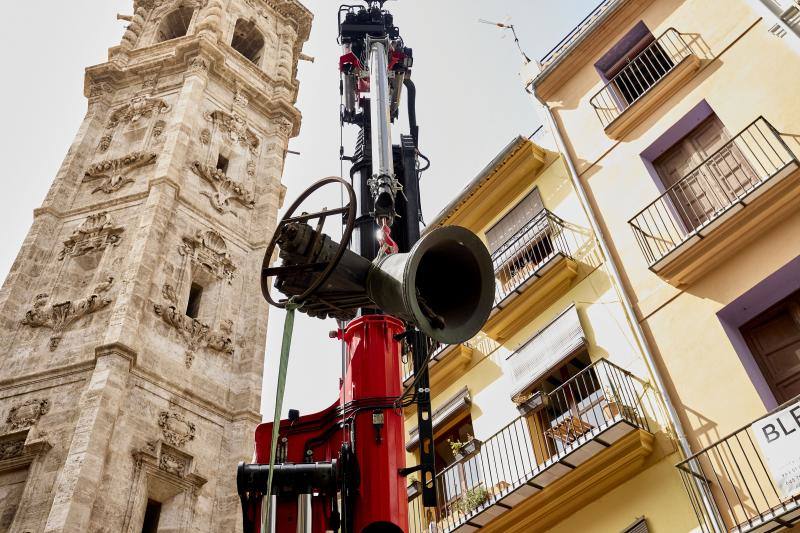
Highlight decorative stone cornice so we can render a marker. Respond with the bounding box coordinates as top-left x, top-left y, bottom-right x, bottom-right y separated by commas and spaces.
85, 38, 303, 136
84, 151, 157, 194
21, 279, 115, 350
190, 161, 256, 216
